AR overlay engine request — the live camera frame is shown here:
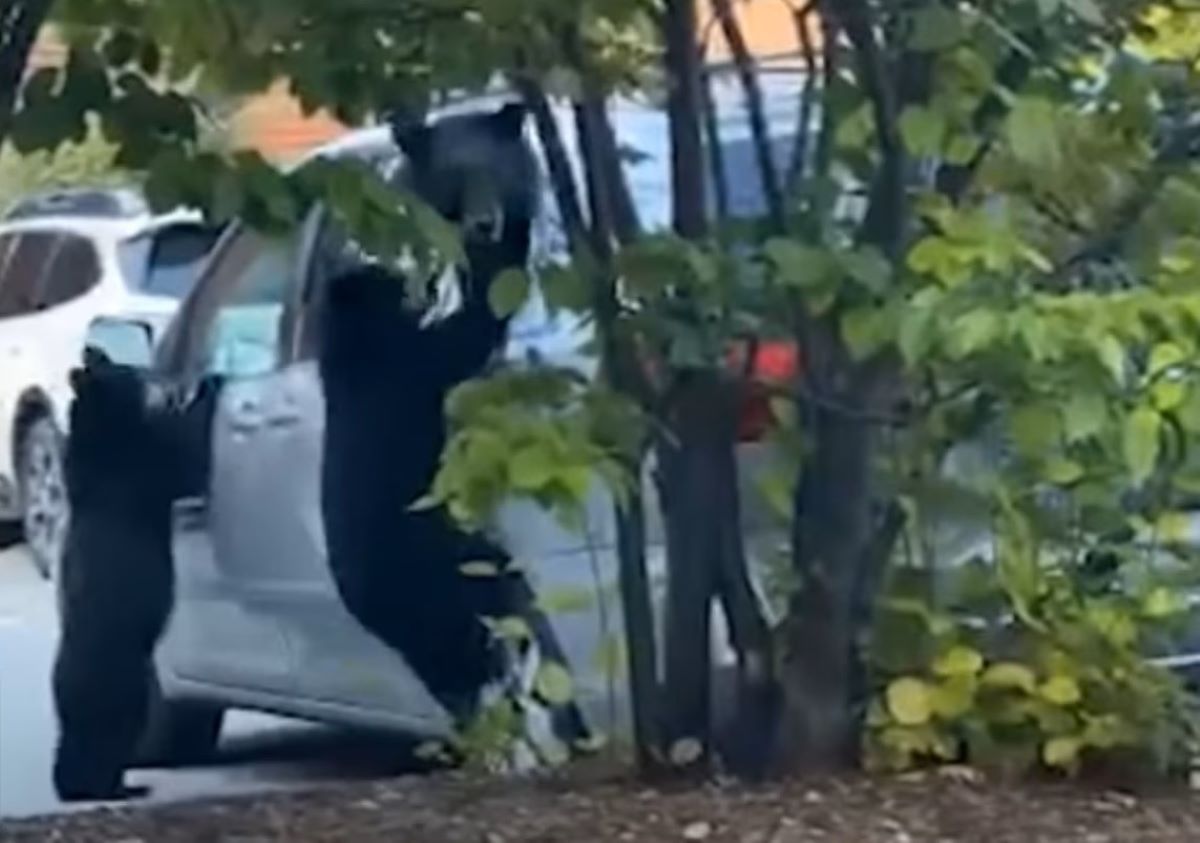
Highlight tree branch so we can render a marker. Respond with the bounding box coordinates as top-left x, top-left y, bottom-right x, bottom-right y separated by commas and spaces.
826, 0, 906, 256
786, 2, 819, 198
711, 0, 786, 232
